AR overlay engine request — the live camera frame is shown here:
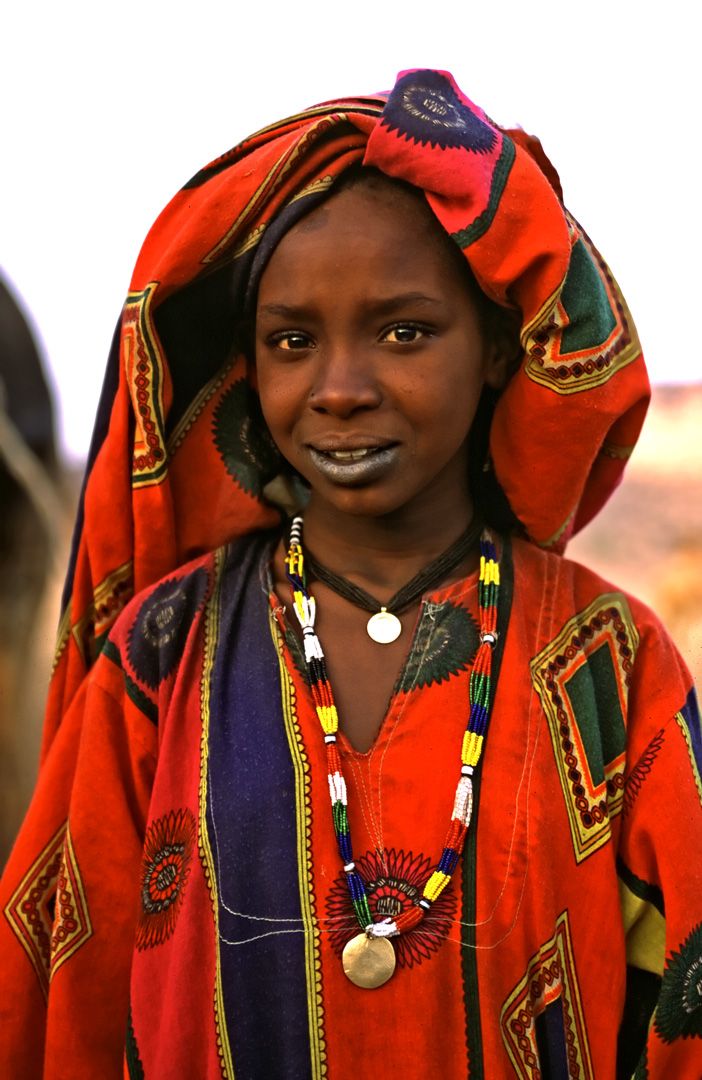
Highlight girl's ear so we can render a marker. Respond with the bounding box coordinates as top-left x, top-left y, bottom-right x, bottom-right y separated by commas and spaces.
483, 309, 522, 391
